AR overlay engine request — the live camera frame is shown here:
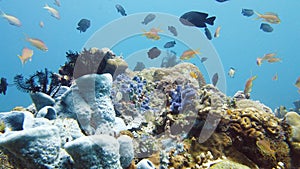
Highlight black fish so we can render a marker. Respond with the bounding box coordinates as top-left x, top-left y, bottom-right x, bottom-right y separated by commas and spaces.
260, 23, 273, 32
180, 11, 216, 28
241, 9, 254, 17
204, 27, 212, 40
201, 57, 208, 63
142, 14, 156, 25
76, 19, 91, 33
0, 77, 8, 95
216, 0, 229, 2
147, 47, 161, 59
163, 41, 176, 48
115, 4, 127, 16
212, 73, 219, 86
168, 26, 178, 36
